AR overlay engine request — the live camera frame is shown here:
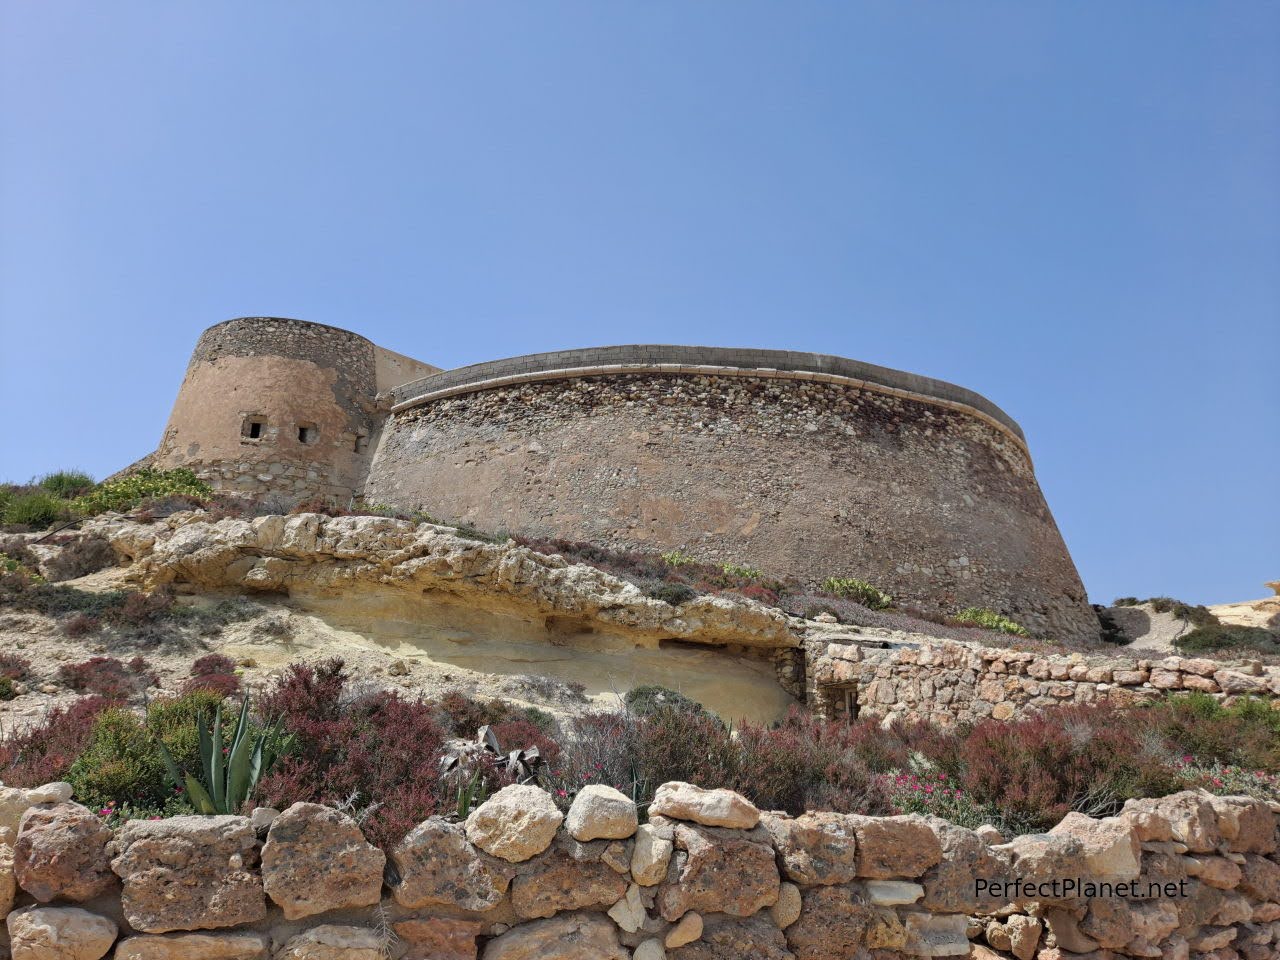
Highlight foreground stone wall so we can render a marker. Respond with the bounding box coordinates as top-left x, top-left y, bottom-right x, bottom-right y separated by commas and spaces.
1, 779, 1277, 959
806, 635, 1280, 725
366, 368, 1097, 644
